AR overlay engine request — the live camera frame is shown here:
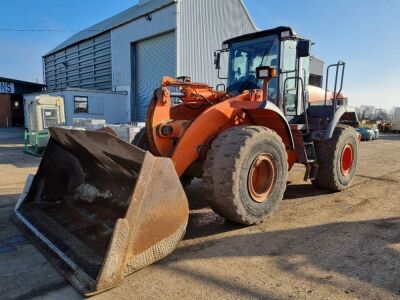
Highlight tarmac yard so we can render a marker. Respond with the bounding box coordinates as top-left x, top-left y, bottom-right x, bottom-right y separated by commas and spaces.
0, 128, 399, 300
